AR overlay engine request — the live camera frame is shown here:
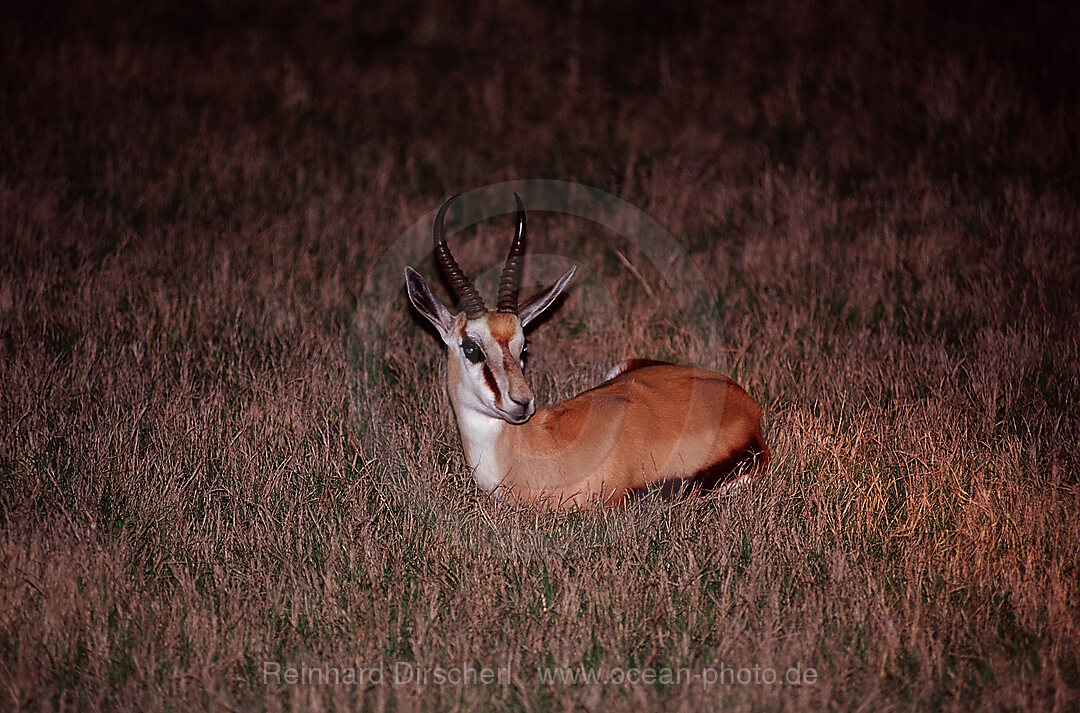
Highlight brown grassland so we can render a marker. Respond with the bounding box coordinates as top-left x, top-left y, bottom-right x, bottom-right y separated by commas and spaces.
2, 0, 1078, 710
